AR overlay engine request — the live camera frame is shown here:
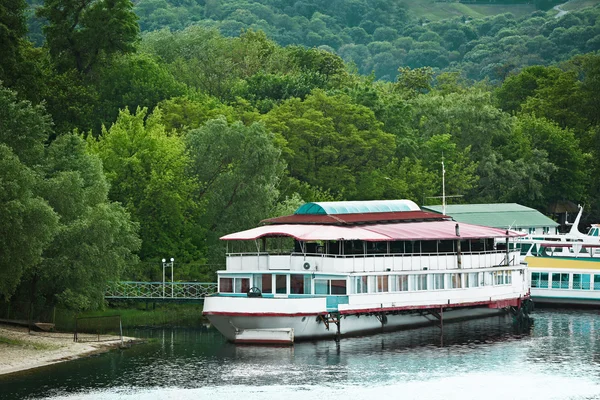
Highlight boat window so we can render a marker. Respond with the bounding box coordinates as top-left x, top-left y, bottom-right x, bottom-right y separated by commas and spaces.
533, 272, 549, 288
451, 273, 462, 288
494, 271, 505, 285
505, 271, 512, 285
551, 273, 569, 289
290, 274, 305, 294
315, 279, 329, 295
483, 272, 493, 286
531, 272, 539, 288
262, 274, 272, 294
573, 274, 590, 290
421, 241, 437, 254
413, 275, 427, 291
520, 243, 532, 256
331, 280, 347, 295
275, 274, 287, 294
467, 273, 479, 288
395, 275, 409, 291
438, 240, 454, 253
376, 275, 389, 292
252, 274, 272, 294
220, 278, 233, 293
314, 279, 347, 295
368, 242, 387, 254
235, 278, 250, 294
433, 274, 445, 290
344, 240, 364, 255
594, 275, 600, 290
354, 276, 368, 294
304, 275, 312, 294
